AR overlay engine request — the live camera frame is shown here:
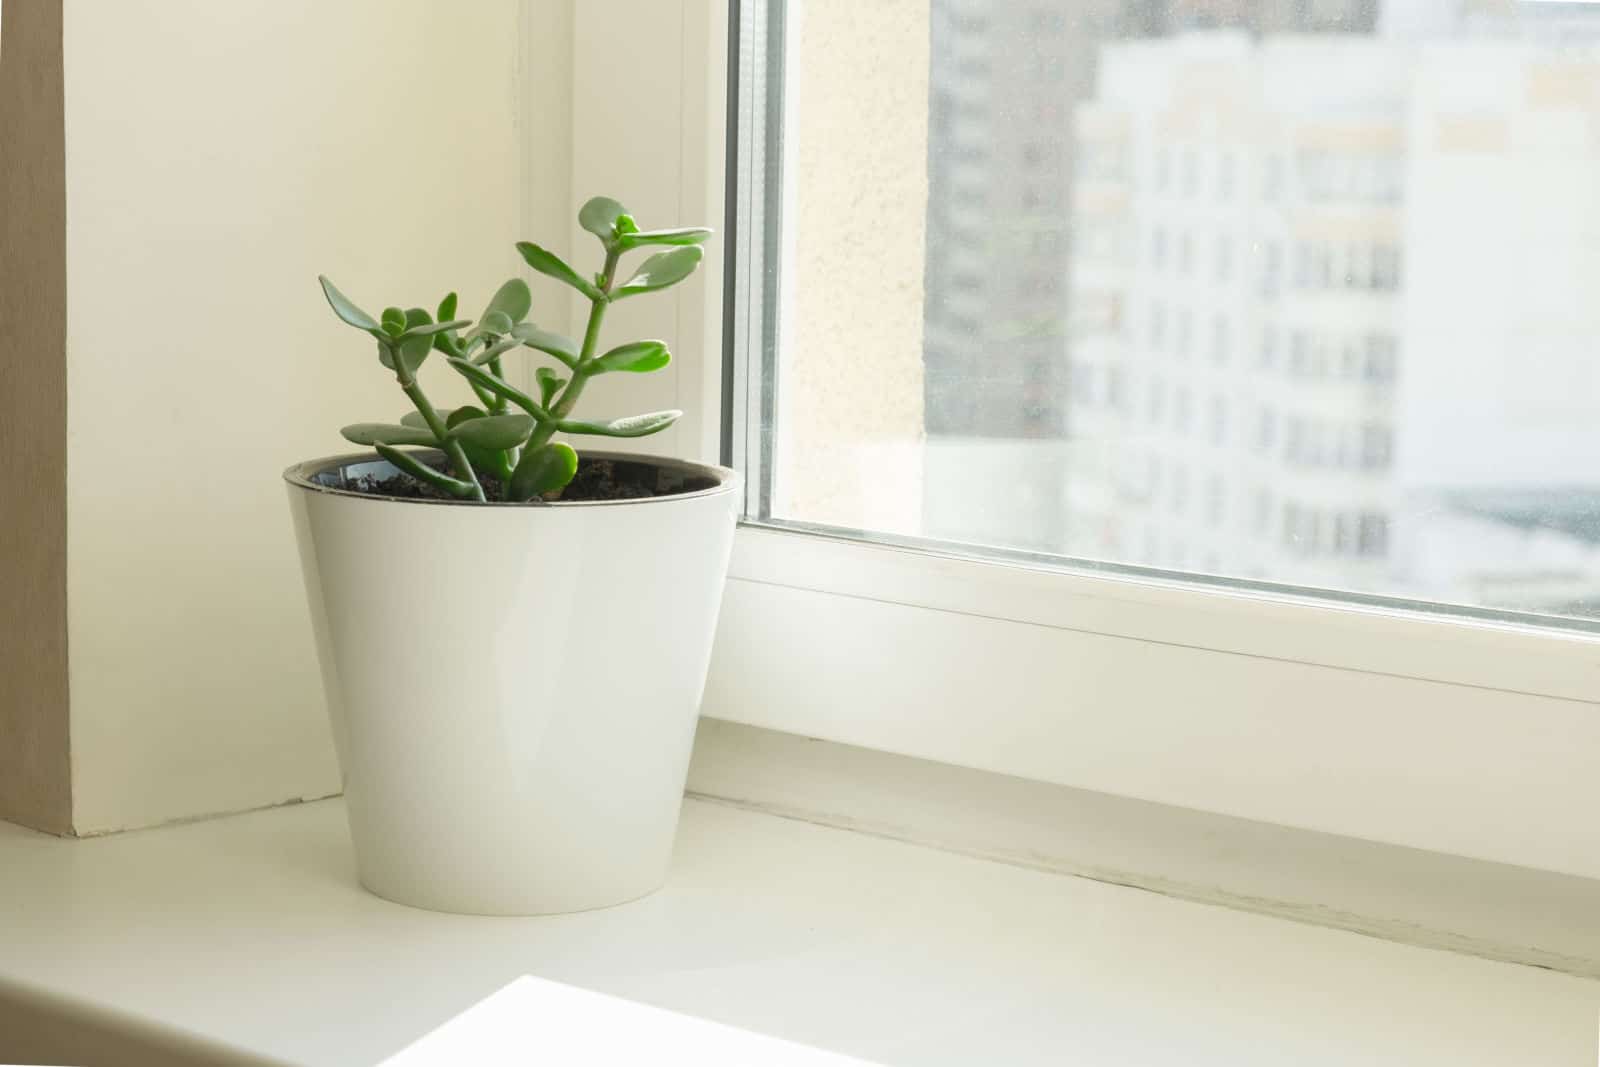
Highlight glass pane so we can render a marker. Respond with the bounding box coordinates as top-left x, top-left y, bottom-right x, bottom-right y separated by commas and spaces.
748, 0, 1600, 624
